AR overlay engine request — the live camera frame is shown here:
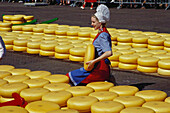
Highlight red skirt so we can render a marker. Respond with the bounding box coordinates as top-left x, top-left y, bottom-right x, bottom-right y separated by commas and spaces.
85, 0, 97, 3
